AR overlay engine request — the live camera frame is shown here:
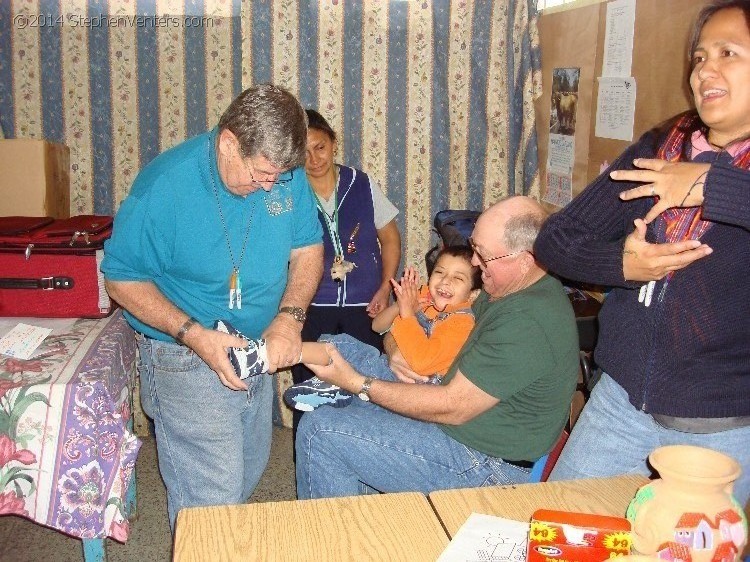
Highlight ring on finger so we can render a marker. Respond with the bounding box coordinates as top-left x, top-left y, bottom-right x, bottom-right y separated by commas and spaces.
650, 186, 656, 196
